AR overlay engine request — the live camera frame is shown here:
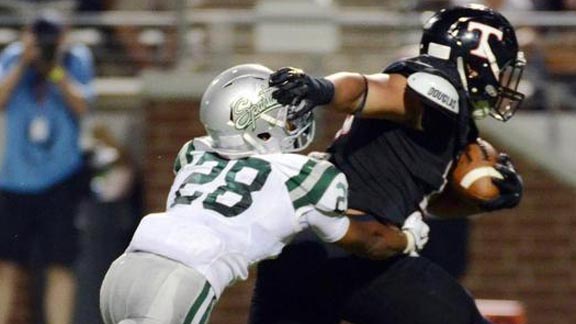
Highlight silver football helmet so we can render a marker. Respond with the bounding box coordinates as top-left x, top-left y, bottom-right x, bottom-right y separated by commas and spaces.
198, 64, 315, 158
